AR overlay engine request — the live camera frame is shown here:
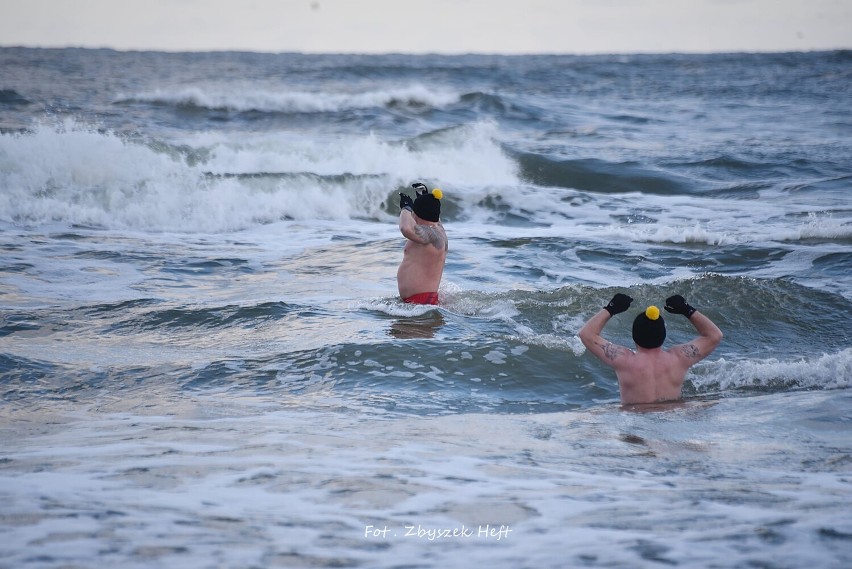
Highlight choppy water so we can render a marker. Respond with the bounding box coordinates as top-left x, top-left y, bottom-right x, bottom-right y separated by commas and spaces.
1, 48, 851, 568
